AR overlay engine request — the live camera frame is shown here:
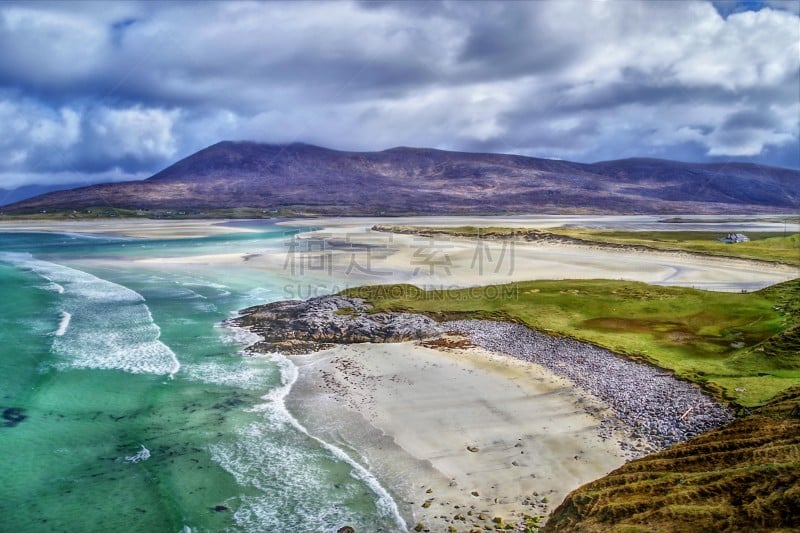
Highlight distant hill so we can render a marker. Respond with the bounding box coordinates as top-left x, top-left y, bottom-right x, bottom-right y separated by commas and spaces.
4, 142, 798, 215
0, 182, 94, 206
